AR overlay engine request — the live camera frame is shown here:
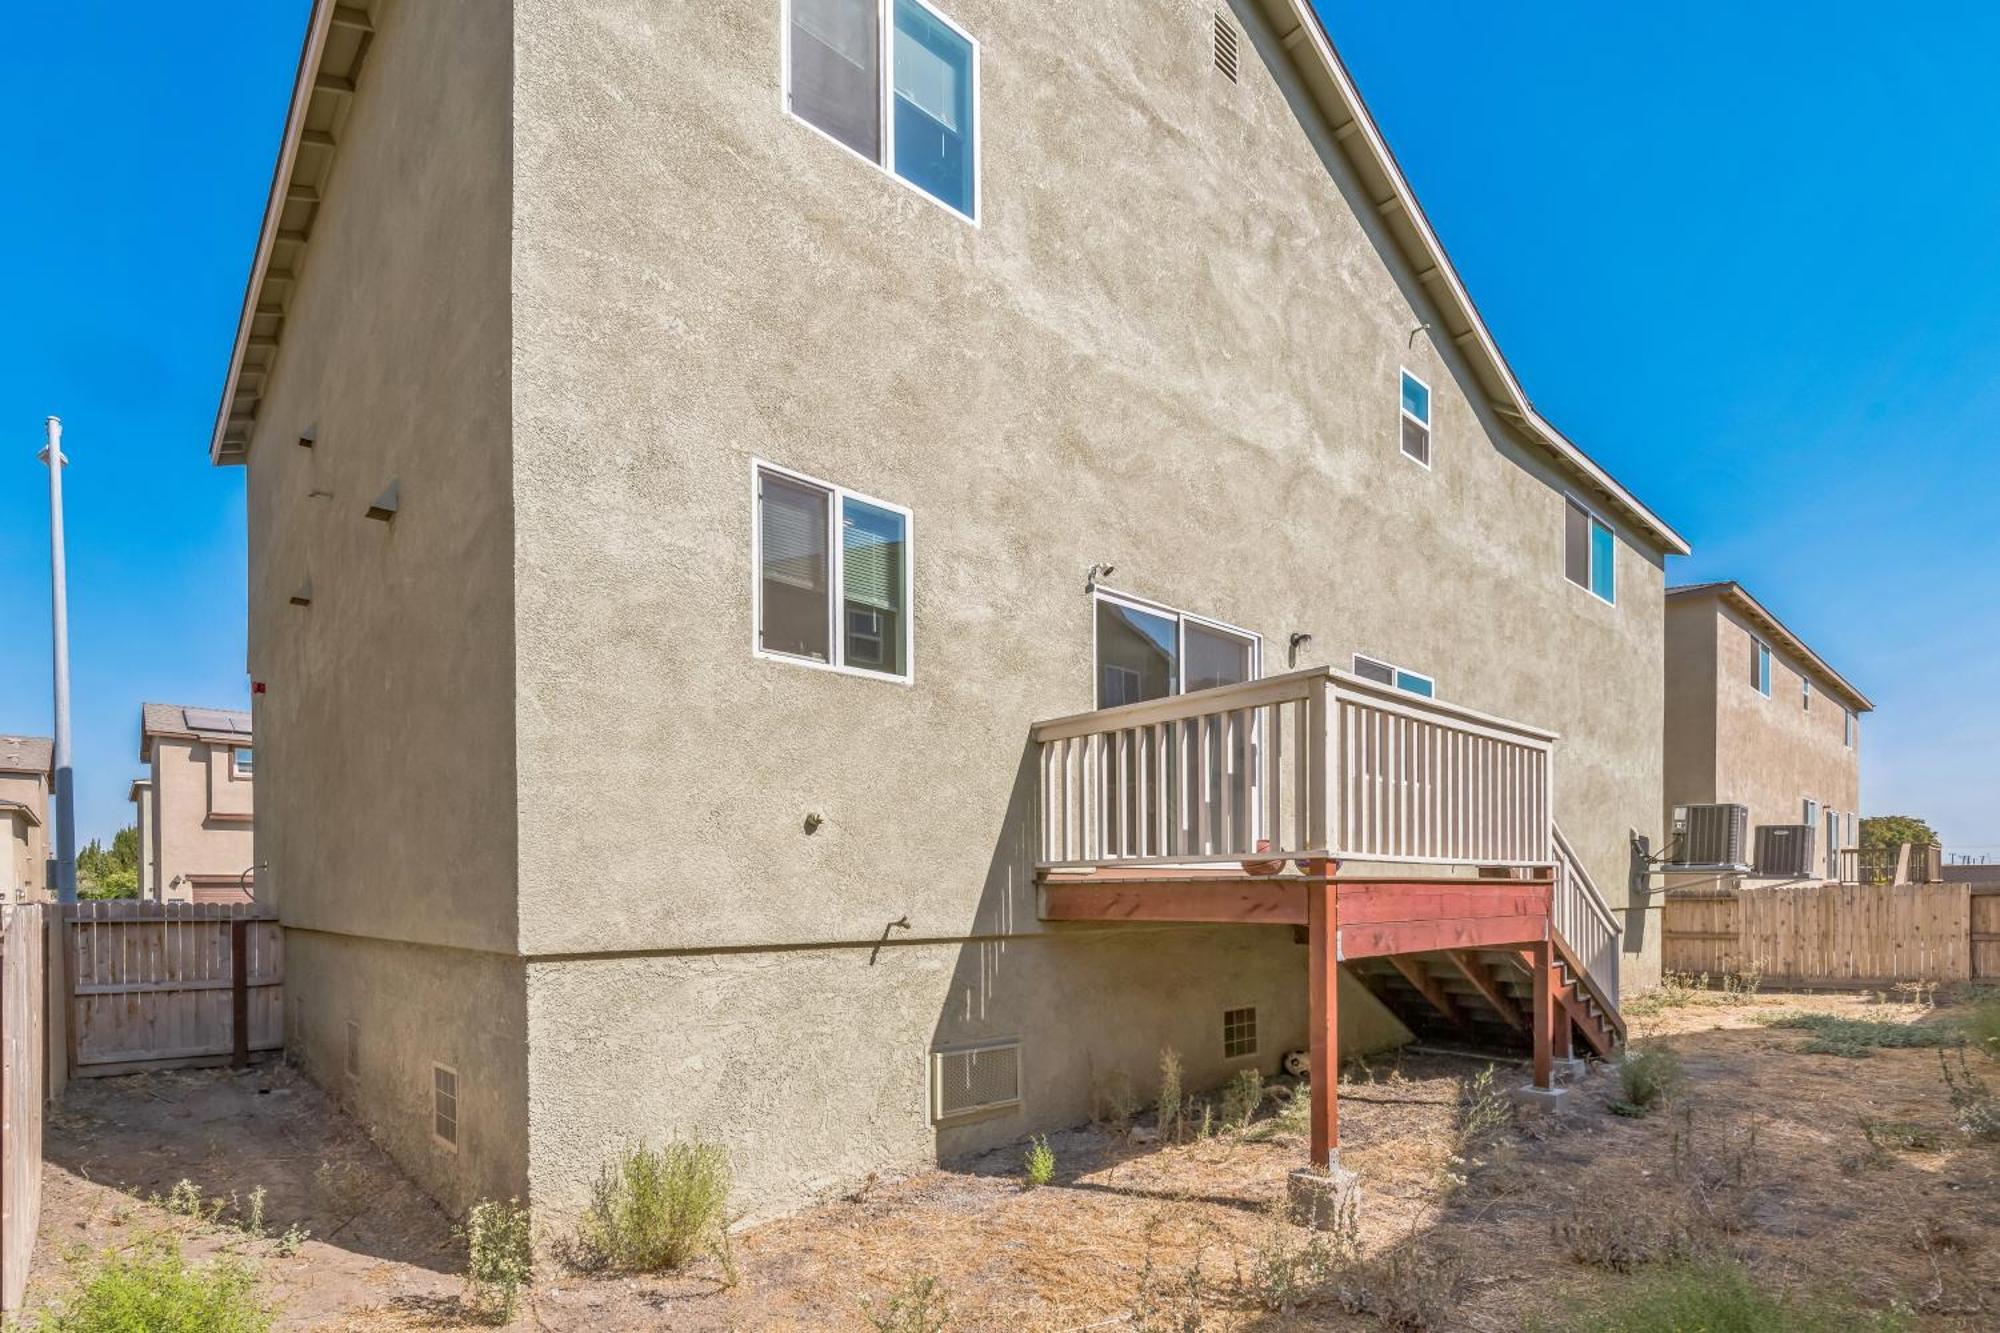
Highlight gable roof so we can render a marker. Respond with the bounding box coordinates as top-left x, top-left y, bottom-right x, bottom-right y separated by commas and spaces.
1667, 582, 1873, 712
140, 704, 253, 762
208, 0, 1690, 557
0, 736, 53, 778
